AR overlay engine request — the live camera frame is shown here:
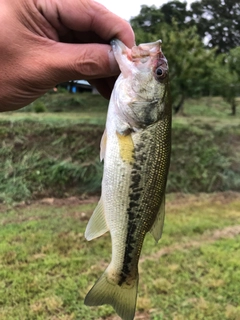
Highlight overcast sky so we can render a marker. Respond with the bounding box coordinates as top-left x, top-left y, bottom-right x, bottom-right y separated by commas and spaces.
95, 0, 193, 21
